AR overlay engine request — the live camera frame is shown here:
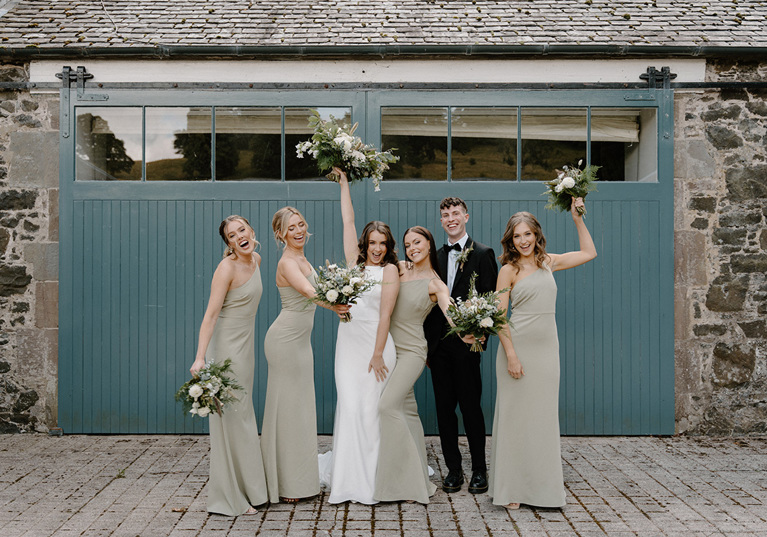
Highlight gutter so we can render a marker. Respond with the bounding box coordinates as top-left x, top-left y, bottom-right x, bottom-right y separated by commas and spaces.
3, 44, 767, 60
